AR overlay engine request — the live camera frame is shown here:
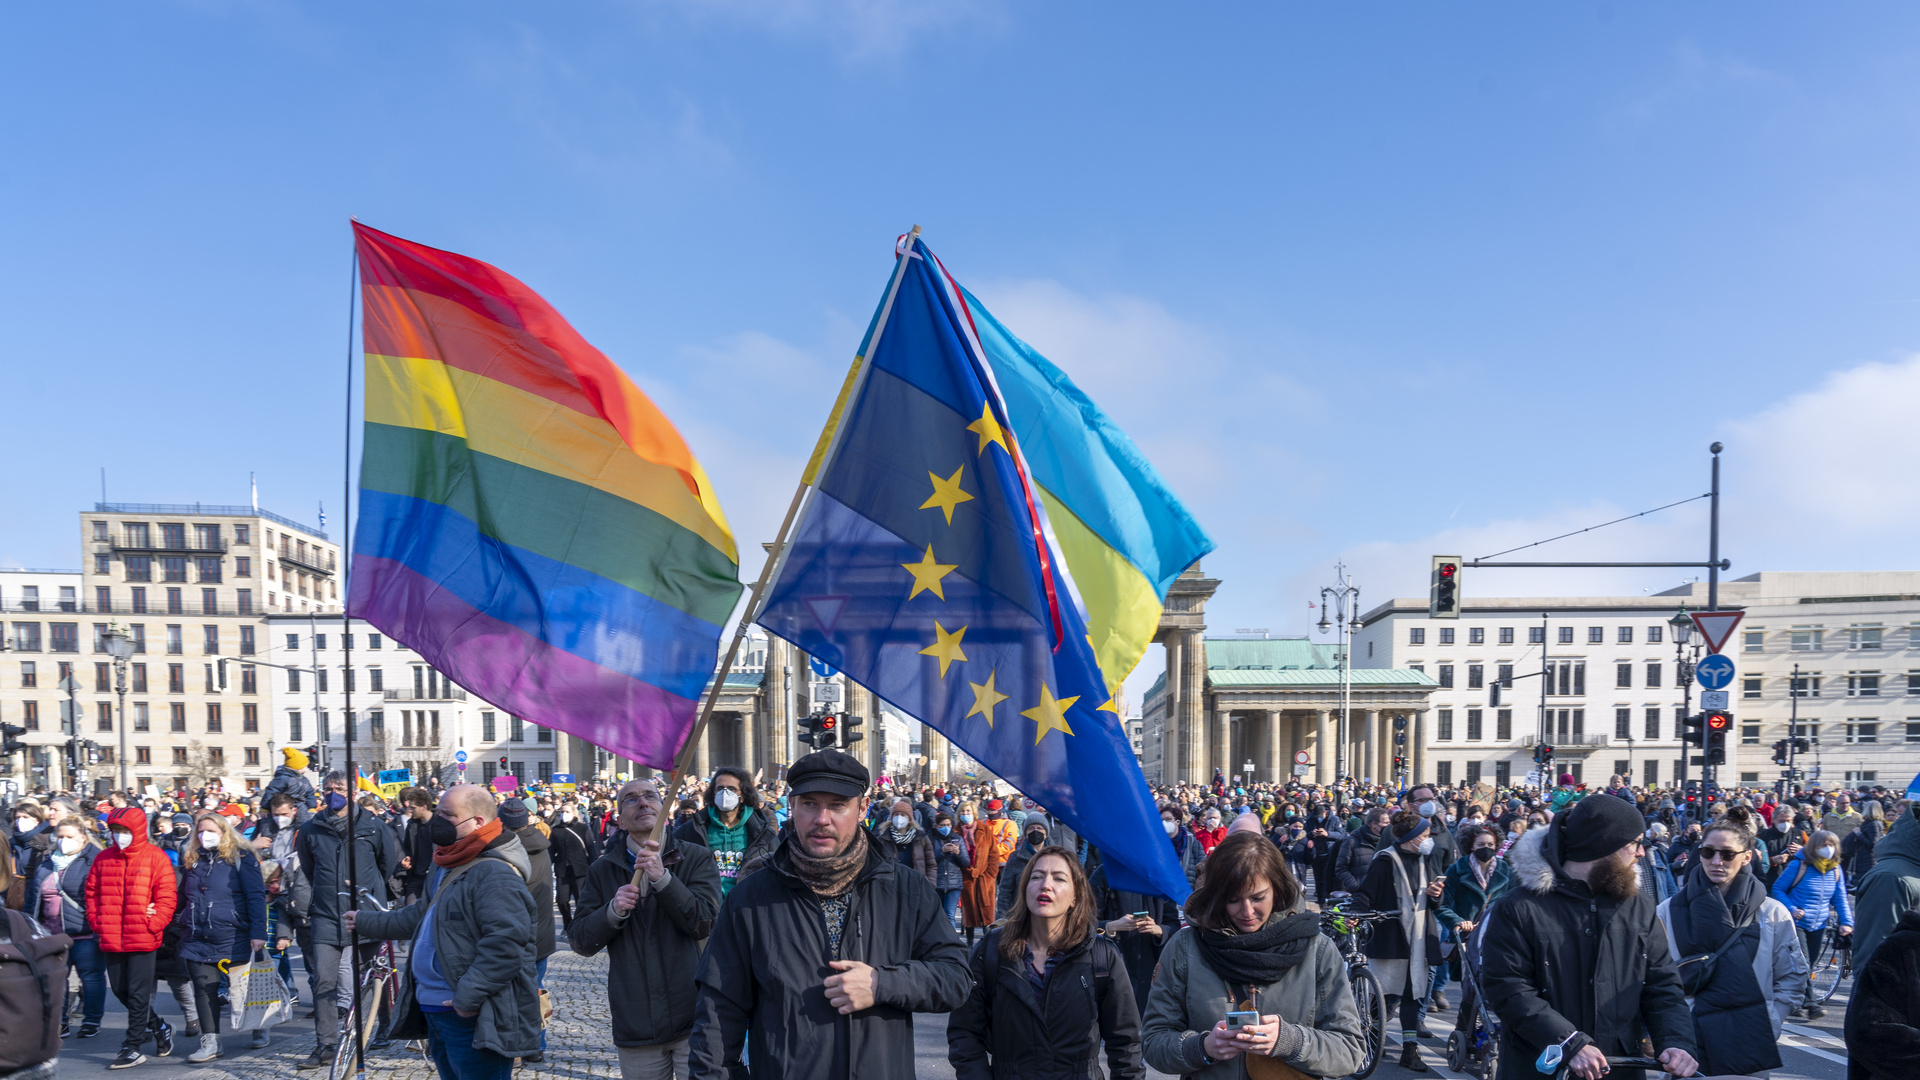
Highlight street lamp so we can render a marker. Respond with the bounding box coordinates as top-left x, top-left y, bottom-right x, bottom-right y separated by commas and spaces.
1319, 564, 1362, 784
1670, 610, 1694, 647
102, 625, 134, 793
